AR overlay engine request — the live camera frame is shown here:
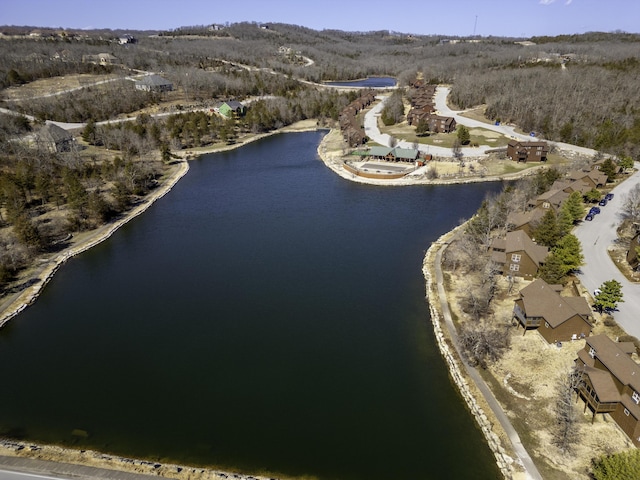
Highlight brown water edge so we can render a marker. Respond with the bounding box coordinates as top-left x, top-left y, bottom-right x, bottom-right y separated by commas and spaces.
0, 121, 324, 480
0, 120, 321, 330
0, 438, 304, 480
